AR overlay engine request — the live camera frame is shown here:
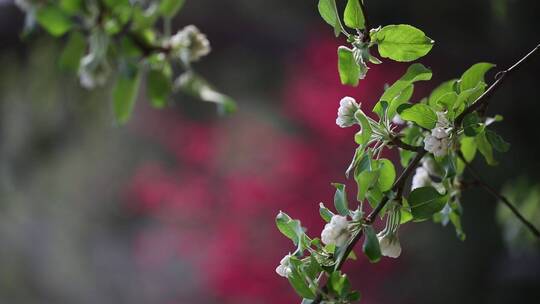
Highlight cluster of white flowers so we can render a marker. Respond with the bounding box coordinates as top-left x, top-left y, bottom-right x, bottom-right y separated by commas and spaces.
423, 111, 452, 157
169, 25, 211, 63
275, 254, 292, 278
321, 215, 351, 247
336, 96, 360, 128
